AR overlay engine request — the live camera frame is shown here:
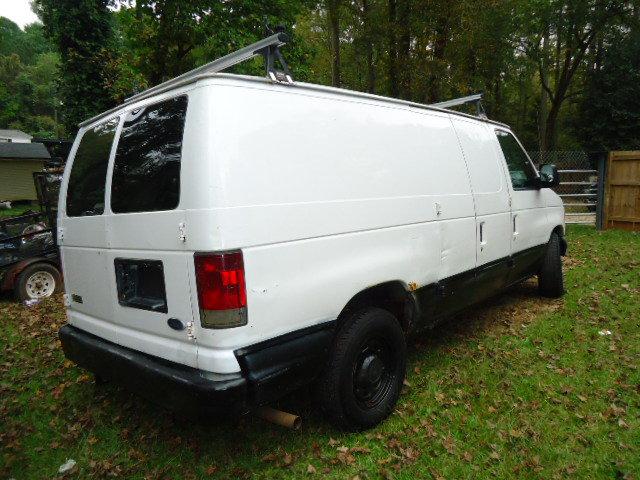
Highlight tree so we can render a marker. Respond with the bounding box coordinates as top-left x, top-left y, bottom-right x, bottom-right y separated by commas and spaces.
33, 0, 118, 131
522, 0, 628, 150
575, 29, 640, 150
0, 17, 64, 138
113, 0, 313, 91
326, 0, 341, 87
